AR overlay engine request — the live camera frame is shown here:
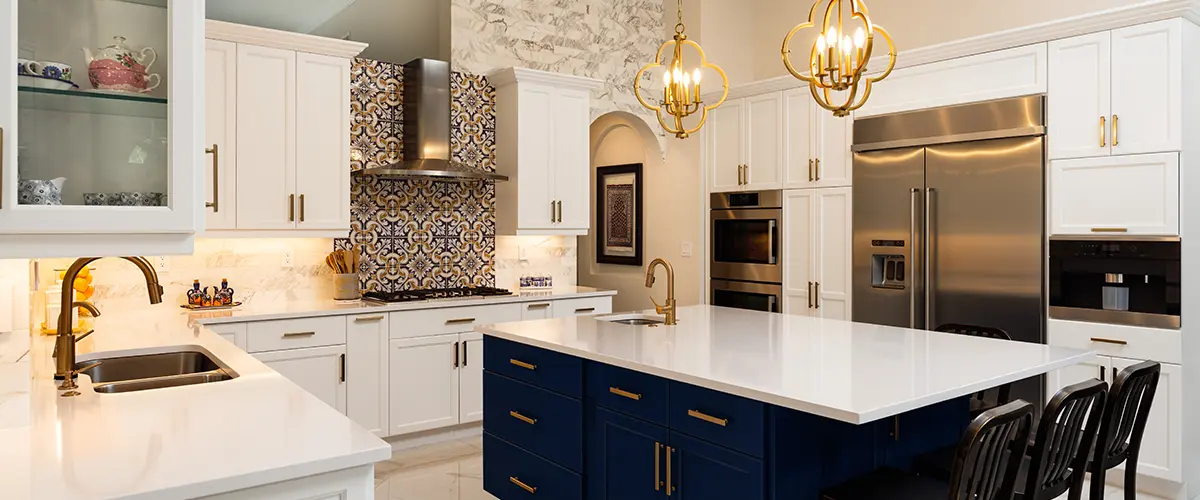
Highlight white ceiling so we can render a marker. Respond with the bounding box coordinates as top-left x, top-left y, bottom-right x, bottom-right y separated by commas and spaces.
206, 0, 447, 65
